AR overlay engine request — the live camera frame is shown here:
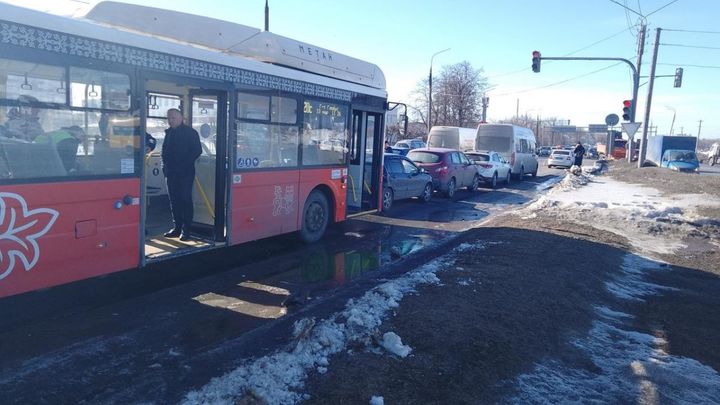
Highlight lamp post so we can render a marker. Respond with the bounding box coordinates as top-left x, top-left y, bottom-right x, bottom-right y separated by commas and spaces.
428, 48, 450, 130
665, 106, 676, 135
